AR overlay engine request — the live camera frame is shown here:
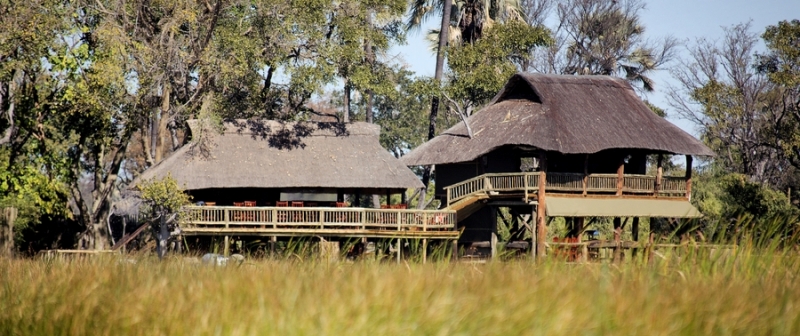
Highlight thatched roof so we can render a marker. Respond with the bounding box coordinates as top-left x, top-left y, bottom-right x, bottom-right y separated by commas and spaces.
401, 73, 715, 166
134, 120, 423, 190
